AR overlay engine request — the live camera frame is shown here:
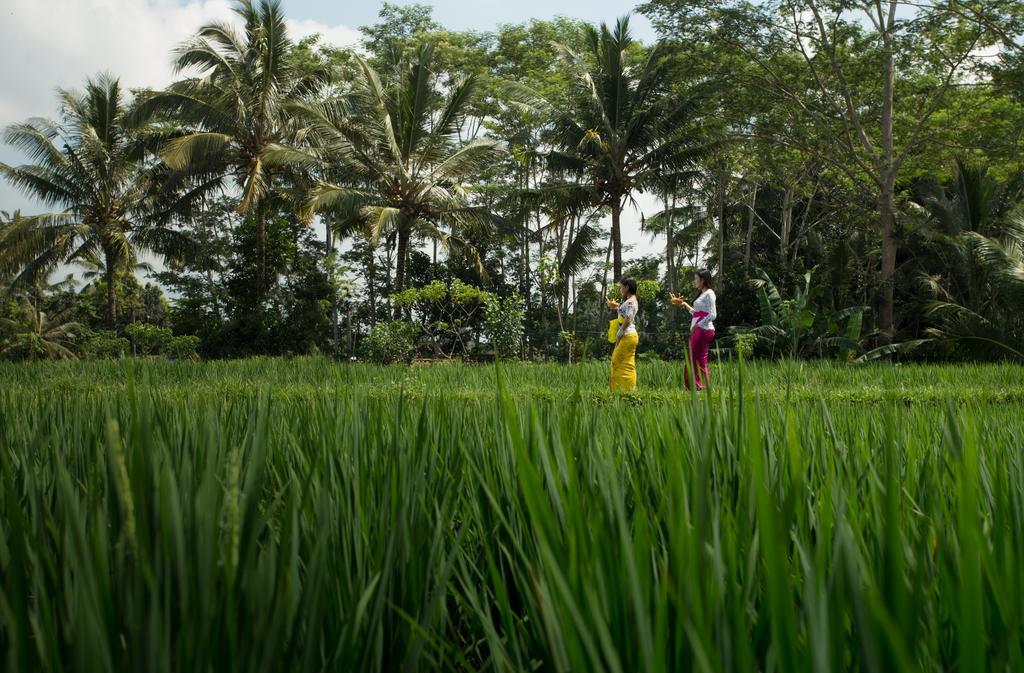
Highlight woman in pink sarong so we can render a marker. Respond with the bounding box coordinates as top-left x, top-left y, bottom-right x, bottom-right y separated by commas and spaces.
672, 269, 717, 391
